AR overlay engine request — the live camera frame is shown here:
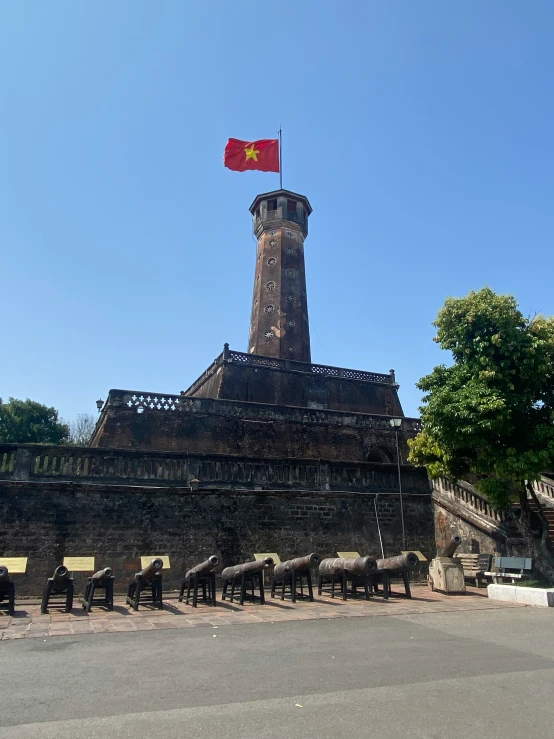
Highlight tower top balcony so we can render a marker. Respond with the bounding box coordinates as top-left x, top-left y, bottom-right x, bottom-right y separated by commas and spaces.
250, 189, 313, 239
